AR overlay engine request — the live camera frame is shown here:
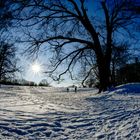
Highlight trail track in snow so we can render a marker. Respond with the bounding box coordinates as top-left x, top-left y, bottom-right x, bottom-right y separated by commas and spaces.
0, 85, 140, 139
